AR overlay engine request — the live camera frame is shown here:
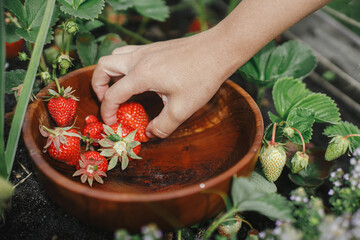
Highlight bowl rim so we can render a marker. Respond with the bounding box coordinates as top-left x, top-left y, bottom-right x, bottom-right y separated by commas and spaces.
23, 65, 264, 202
